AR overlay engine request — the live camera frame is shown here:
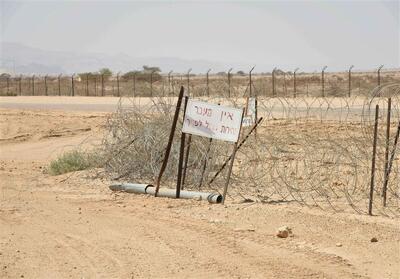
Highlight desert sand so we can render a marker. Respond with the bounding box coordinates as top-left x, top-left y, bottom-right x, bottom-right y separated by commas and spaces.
0, 97, 399, 279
